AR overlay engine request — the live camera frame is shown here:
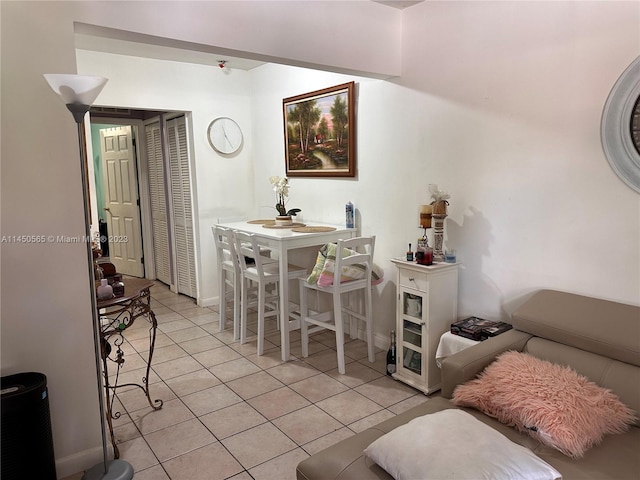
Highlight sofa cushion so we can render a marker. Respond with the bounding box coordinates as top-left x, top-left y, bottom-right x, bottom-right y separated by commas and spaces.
364, 409, 561, 480
453, 351, 636, 458
522, 336, 640, 427
511, 289, 640, 367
